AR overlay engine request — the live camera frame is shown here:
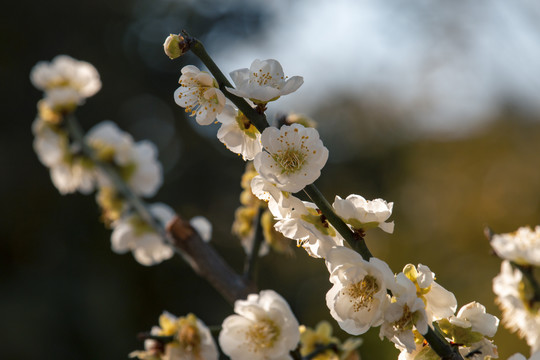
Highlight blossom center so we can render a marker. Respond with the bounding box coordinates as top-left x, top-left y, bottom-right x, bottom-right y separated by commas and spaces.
245, 318, 281, 352
178, 323, 201, 356
344, 275, 380, 312
272, 148, 306, 174
252, 69, 280, 88
393, 304, 415, 331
